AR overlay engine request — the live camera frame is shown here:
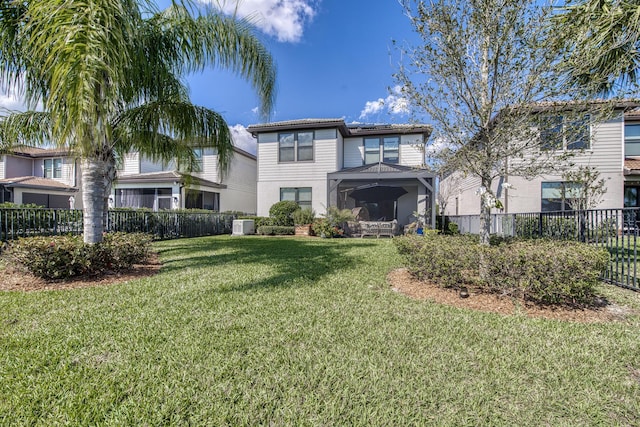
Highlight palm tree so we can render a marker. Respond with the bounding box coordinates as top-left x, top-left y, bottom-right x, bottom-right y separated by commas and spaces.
552, 0, 640, 95
0, 0, 276, 243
